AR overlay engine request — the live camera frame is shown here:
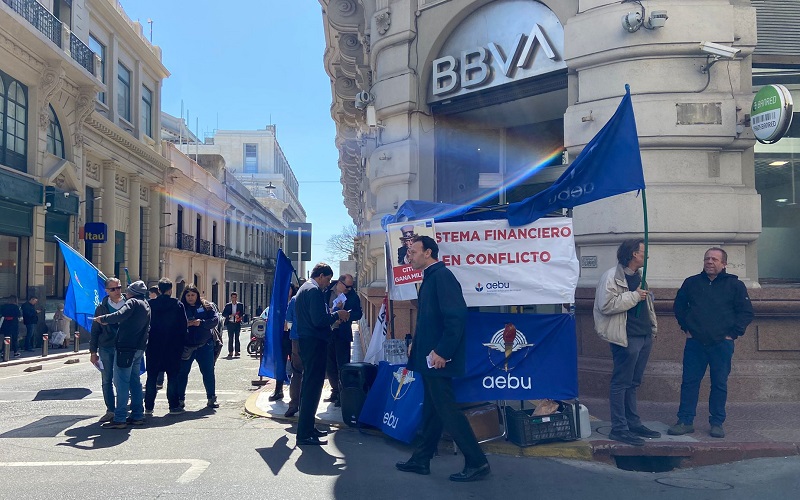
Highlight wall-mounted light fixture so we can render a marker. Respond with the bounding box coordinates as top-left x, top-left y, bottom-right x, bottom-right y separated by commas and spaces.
621, 1, 667, 33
